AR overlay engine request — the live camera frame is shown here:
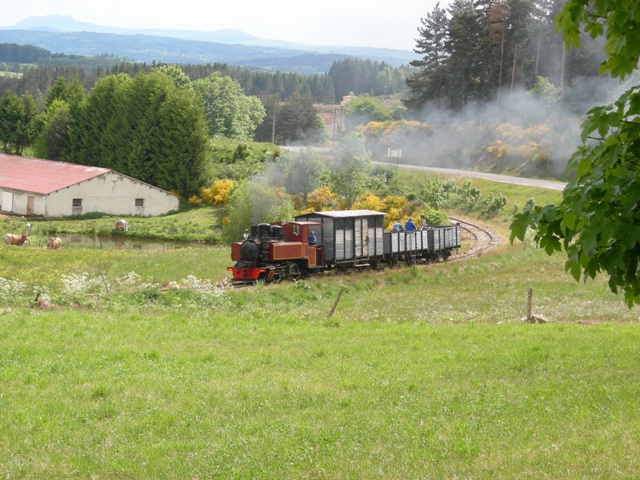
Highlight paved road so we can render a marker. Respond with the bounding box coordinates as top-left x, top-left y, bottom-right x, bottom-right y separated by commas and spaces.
373, 161, 567, 191
281, 147, 567, 191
